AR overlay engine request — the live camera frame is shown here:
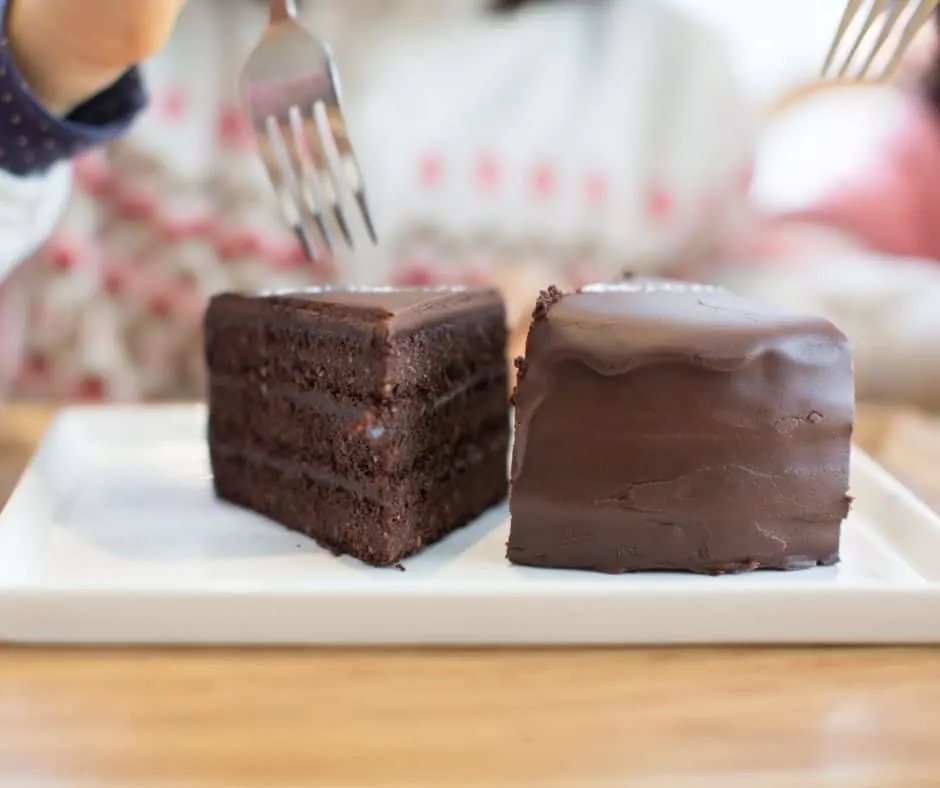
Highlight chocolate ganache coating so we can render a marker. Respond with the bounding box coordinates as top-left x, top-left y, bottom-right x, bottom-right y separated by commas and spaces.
507, 280, 855, 575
